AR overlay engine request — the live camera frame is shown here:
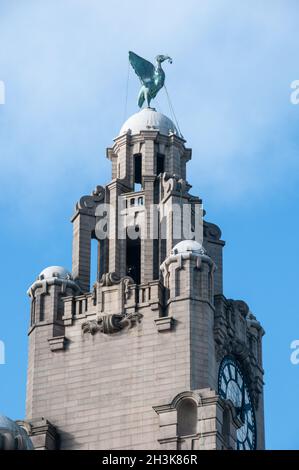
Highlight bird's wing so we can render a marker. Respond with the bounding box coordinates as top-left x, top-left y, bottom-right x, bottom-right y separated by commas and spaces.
129, 51, 155, 84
